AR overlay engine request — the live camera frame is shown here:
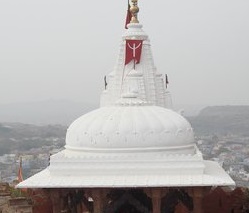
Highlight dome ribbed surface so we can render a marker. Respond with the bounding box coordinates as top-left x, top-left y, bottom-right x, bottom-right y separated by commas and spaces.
65, 105, 195, 152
